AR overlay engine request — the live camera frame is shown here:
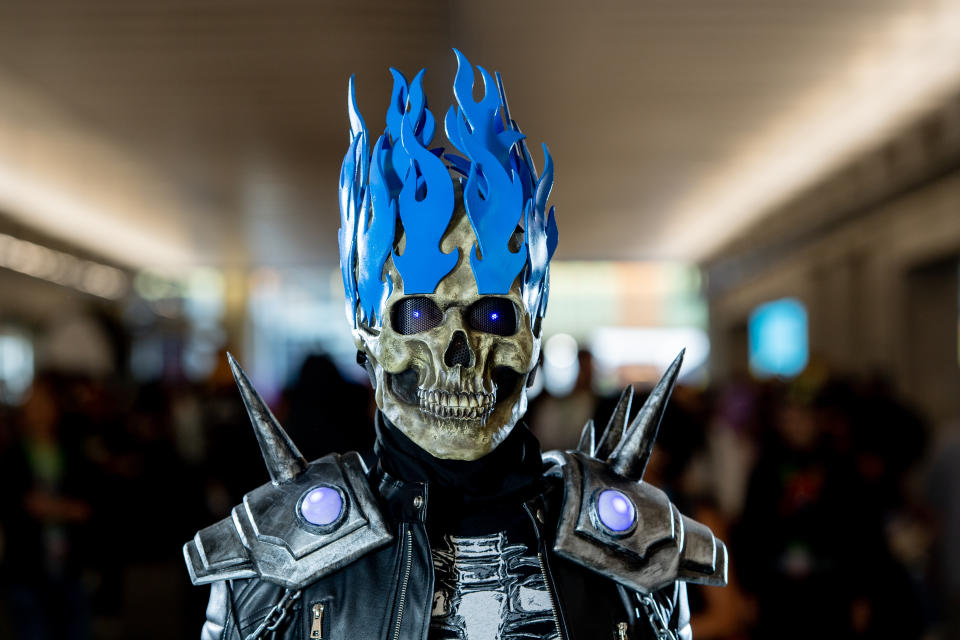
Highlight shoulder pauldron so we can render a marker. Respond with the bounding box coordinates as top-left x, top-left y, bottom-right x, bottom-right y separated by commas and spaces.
552, 450, 726, 594
184, 452, 392, 589
183, 355, 392, 590
550, 353, 728, 594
